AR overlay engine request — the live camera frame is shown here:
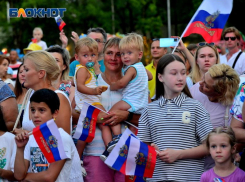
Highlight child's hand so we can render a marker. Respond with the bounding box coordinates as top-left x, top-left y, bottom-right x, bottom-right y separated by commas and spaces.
95, 86, 106, 95
15, 131, 29, 148
151, 143, 160, 155
158, 148, 180, 163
